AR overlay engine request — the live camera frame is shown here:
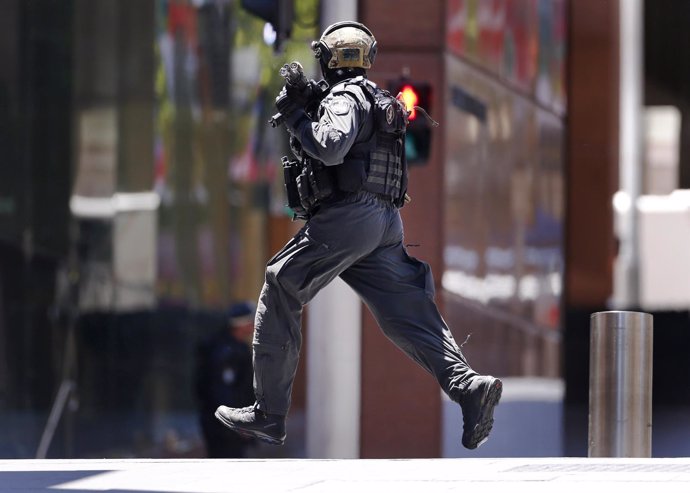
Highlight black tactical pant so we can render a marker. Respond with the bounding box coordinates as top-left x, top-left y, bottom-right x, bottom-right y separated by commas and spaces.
253, 191, 477, 415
